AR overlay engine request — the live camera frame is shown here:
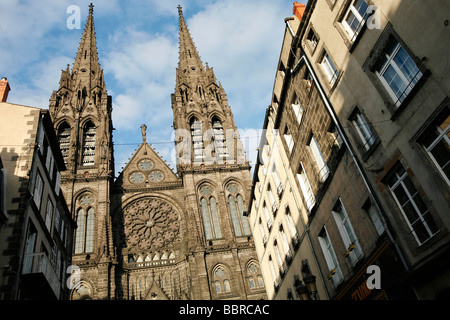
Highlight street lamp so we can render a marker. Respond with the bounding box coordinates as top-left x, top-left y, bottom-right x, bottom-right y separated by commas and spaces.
303, 274, 318, 300
294, 277, 310, 300
294, 274, 318, 300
